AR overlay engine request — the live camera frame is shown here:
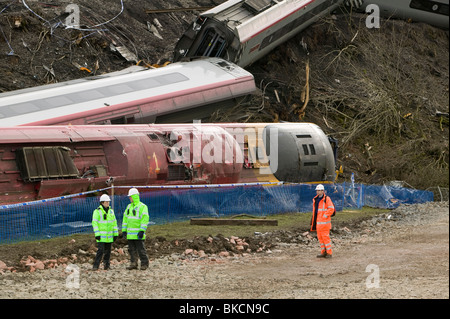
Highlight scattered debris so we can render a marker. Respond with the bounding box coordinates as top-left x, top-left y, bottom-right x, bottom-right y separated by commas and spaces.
109, 44, 138, 63
147, 21, 163, 40
79, 67, 91, 73
190, 218, 278, 226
